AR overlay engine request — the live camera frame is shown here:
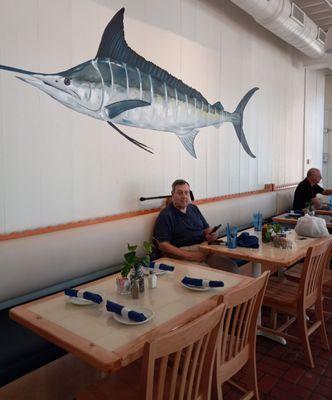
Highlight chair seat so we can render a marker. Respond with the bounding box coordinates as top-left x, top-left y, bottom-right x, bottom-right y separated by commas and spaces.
263, 277, 299, 309
285, 264, 332, 287
283, 263, 303, 282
